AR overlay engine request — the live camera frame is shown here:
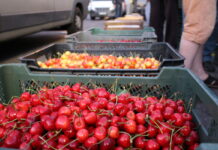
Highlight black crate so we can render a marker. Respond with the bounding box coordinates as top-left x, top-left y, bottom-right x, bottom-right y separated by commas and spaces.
20, 43, 184, 76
